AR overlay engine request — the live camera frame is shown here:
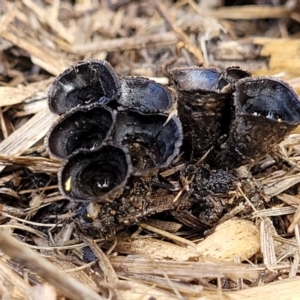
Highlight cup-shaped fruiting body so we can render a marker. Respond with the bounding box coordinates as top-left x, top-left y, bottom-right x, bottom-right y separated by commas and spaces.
59, 144, 132, 202
46, 105, 116, 160
48, 60, 120, 114
117, 77, 177, 114
213, 77, 300, 168
224, 66, 251, 84
171, 66, 229, 92
112, 111, 183, 176
169, 66, 230, 159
